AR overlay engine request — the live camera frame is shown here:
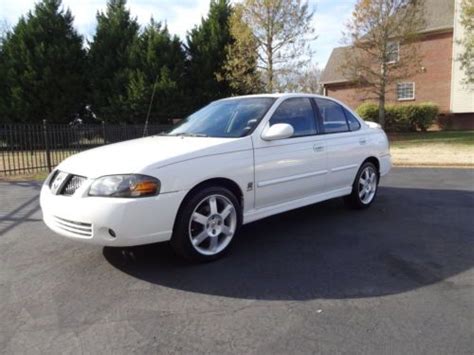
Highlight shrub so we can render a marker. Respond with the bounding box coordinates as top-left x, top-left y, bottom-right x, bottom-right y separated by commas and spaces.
355, 102, 439, 132
412, 103, 439, 131
356, 102, 379, 122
